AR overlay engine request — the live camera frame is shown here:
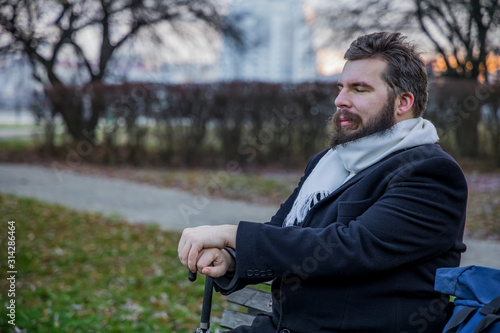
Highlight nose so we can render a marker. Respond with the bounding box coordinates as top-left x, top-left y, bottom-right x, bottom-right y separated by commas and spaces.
335, 88, 351, 109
